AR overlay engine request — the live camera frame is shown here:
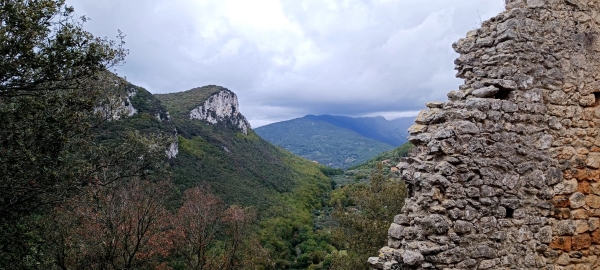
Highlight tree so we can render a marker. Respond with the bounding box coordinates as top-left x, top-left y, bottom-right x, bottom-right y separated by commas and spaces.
50, 179, 174, 270
221, 205, 257, 270
174, 185, 225, 270
173, 185, 263, 270
0, 0, 133, 265
0, 0, 126, 97
329, 162, 407, 270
